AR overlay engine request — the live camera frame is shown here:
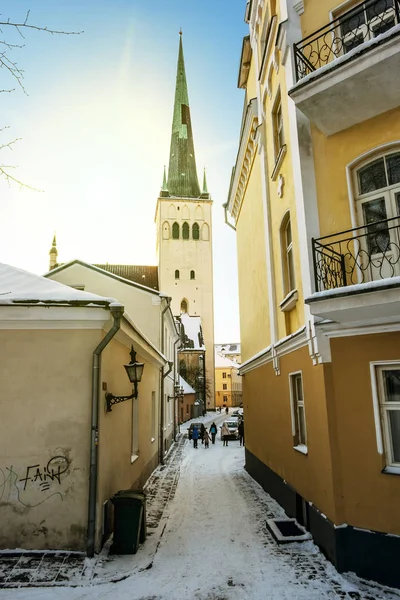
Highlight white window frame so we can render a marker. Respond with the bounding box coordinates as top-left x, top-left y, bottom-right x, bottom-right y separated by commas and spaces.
272, 90, 285, 161
289, 371, 308, 454
370, 360, 400, 474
